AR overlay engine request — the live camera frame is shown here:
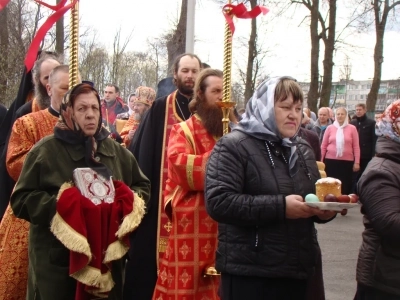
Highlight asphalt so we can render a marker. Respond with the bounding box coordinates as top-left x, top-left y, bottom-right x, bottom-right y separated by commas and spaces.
316, 207, 364, 300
